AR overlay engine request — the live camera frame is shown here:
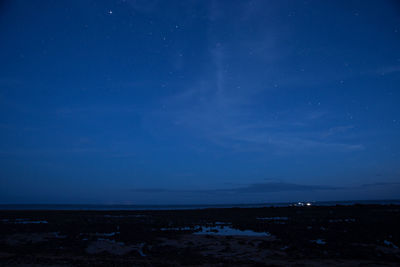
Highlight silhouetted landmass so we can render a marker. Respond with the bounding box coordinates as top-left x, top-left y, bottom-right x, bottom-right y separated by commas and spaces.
0, 204, 399, 266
